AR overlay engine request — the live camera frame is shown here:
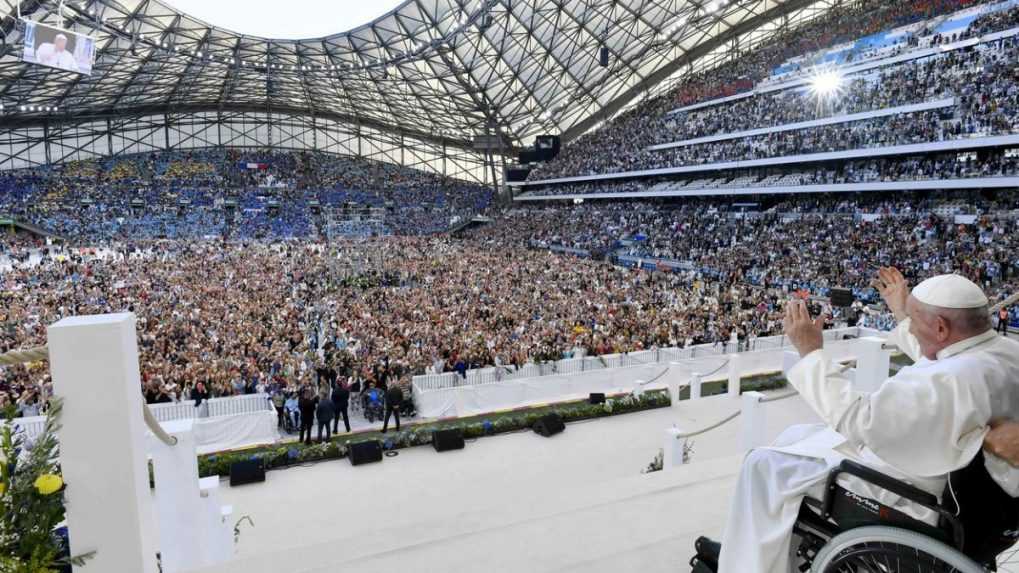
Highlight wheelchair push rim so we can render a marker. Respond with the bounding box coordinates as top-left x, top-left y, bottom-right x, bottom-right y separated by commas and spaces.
811, 526, 988, 573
